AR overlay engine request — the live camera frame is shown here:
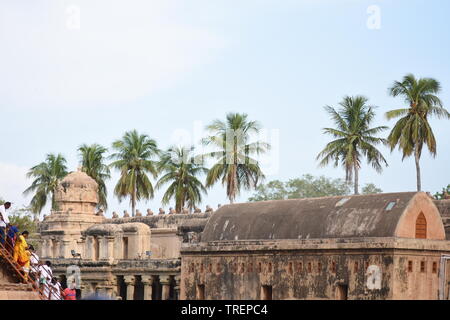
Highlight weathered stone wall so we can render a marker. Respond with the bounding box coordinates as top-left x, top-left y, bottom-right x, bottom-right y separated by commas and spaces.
0, 285, 40, 300
434, 199, 450, 239
181, 238, 450, 300
392, 253, 446, 300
